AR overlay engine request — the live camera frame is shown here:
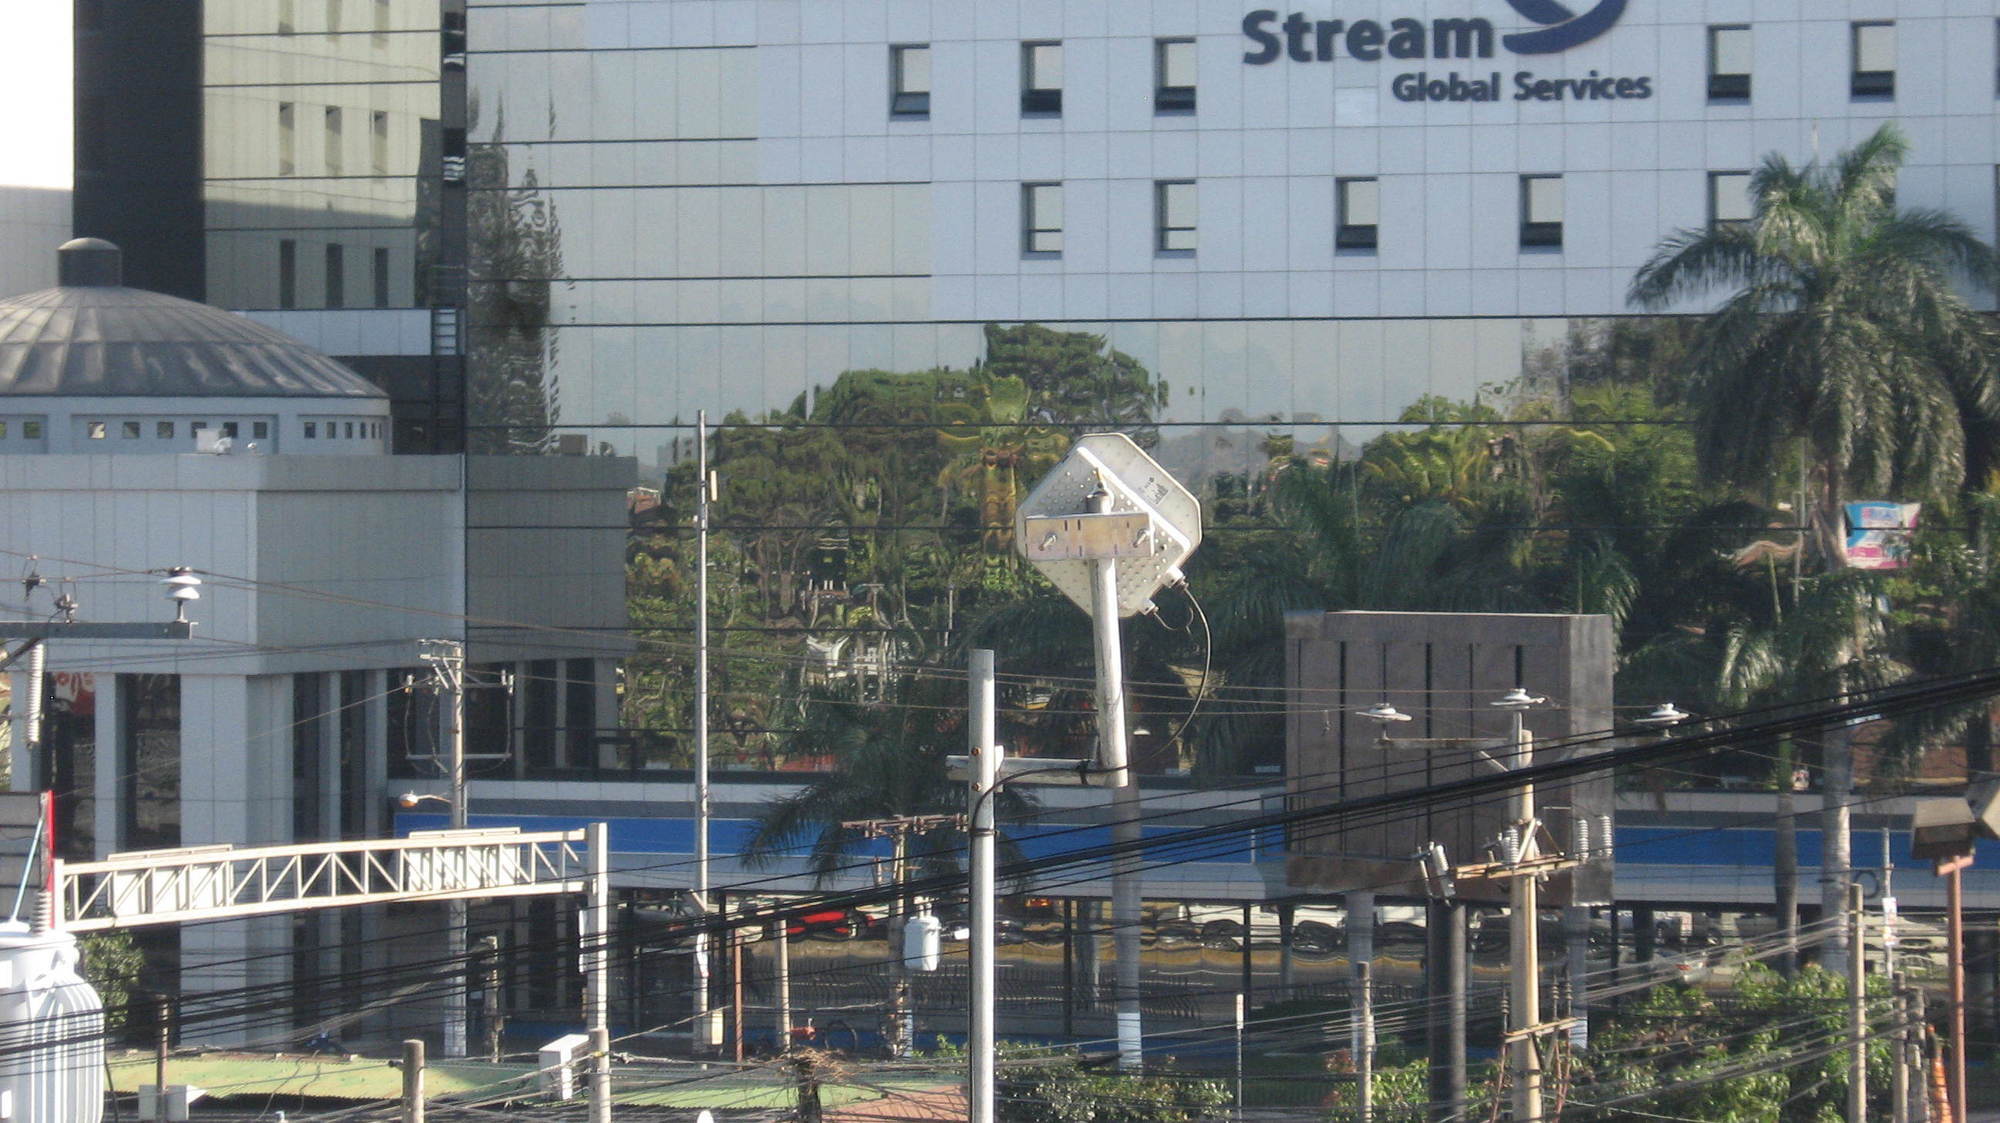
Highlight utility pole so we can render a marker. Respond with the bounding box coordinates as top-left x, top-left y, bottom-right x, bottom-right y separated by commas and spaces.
482, 934, 504, 1062
841, 813, 960, 1057
774, 917, 792, 1052
1849, 882, 1866, 1123
1893, 973, 1910, 1123
584, 820, 611, 1123
1354, 959, 1374, 1123
693, 409, 714, 1057
1501, 702, 1543, 1123
968, 649, 997, 1123
419, 639, 470, 1058
400, 1039, 425, 1123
